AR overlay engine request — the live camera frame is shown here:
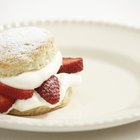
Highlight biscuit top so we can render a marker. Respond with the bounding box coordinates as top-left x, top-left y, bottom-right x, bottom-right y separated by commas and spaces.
0, 27, 57, 77
0, 27, 52, 60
